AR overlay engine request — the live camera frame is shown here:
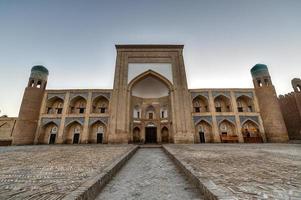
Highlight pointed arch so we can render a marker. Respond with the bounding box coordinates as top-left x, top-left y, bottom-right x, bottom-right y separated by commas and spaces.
133, 127, 141, 143
89, 120, 106, 144
236, 95, 254, 112
69, 96, 87, 114
65, 119, 84, 127
192, 95, 209, 112
214, 95, 232, 112
219, 119, 238, 143
240, 118, 260, 127
128, 69, 173, 91
146, 105, 156, 120
92, 95, 109, 114
195, 120, 213, 143
161, 126, 169, 143
46, 96, 64, 114
64, 121, 83, 144
218, 119, 236, 134
241, 119, 263, 143
38, 122, 58, 144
